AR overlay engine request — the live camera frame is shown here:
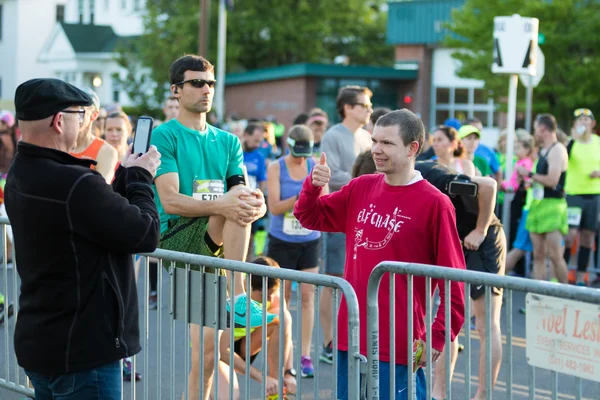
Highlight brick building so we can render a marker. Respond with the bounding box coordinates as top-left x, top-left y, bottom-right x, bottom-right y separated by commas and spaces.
224, 63, 417, 129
